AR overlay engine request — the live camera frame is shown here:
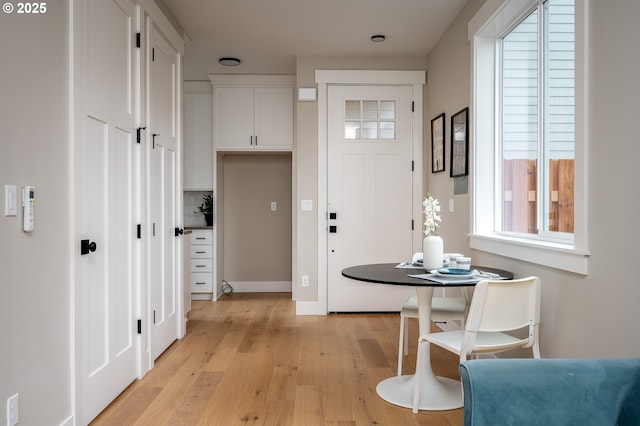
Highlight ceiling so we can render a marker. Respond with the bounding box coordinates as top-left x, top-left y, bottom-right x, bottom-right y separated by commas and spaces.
160, 0, 469, 80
